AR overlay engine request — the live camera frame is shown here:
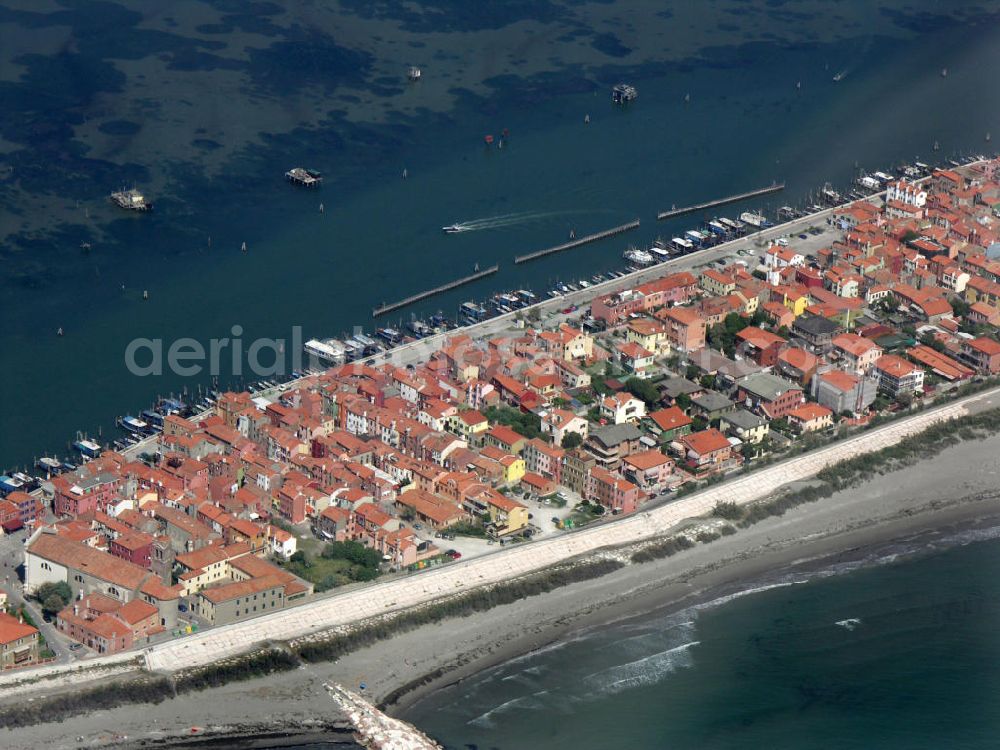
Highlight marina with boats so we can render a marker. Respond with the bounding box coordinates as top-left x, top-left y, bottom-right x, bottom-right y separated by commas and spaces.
4, 151, 988, 491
